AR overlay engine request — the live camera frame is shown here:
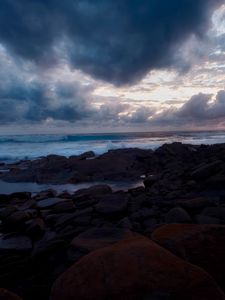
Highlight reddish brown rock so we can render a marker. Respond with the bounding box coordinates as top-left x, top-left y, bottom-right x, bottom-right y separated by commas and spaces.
0, 289, 22, 300
152, 224, 225, 291
51, 235, 225, 300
